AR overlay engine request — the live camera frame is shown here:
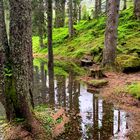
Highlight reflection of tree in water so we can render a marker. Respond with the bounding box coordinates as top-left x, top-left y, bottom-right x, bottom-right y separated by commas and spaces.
40, 62, 48, 103
33, 63, 49, 105
33, 62, 128, 140
56, 73, 82, 140
93, 95, 99, 140
66, 73, 82, 140
33, 66, 40, 105
56, 75, 66, 107
68, 72, 73, 110
85, 96, 114, 140
48, 65, 55, 108
100, 101, 114, 140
